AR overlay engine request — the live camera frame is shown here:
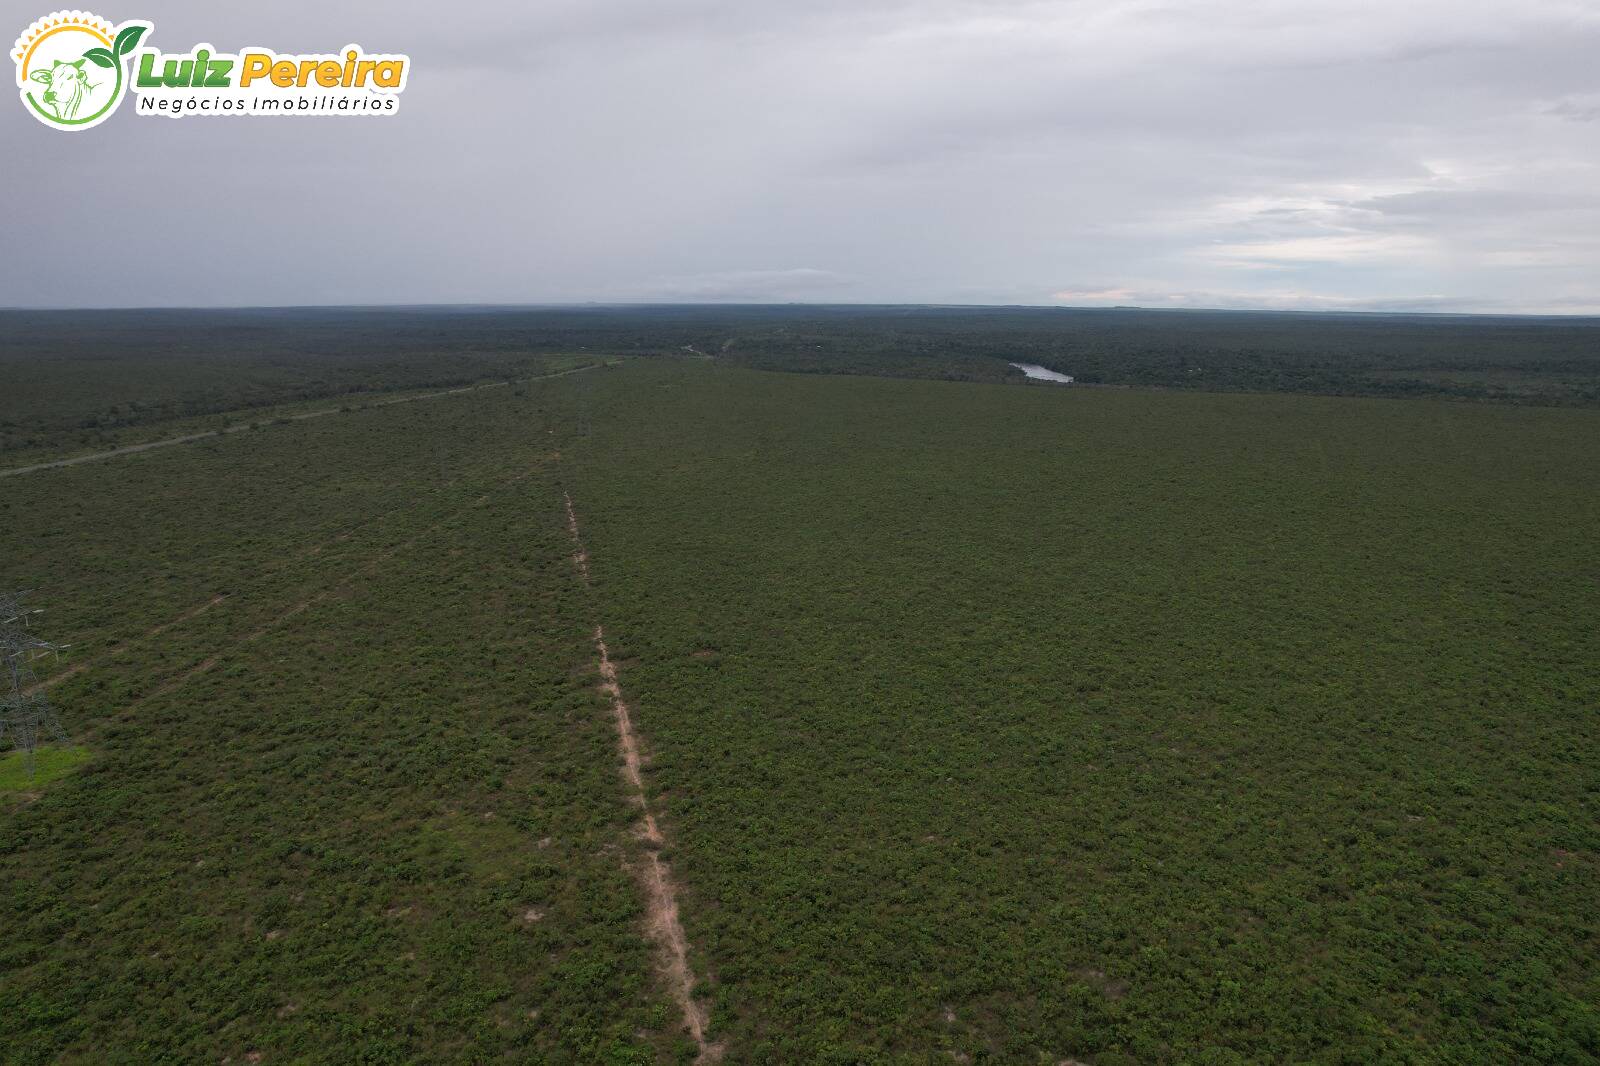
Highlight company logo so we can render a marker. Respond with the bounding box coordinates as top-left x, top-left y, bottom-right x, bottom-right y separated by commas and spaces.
14, 11, 148, 129
15, 11, 409, 130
